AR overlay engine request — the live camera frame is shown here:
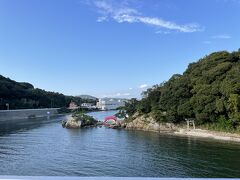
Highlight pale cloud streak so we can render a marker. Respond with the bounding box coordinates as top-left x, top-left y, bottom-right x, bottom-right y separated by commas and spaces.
139, 84, 148, 89
203, 40, 212, 44
211, 34, 232, 39
219, 0, 240, 4
100, 84, 151, 99
203, 34, 232, 44
90, 0, 203, 33
102, 92, 131, 98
